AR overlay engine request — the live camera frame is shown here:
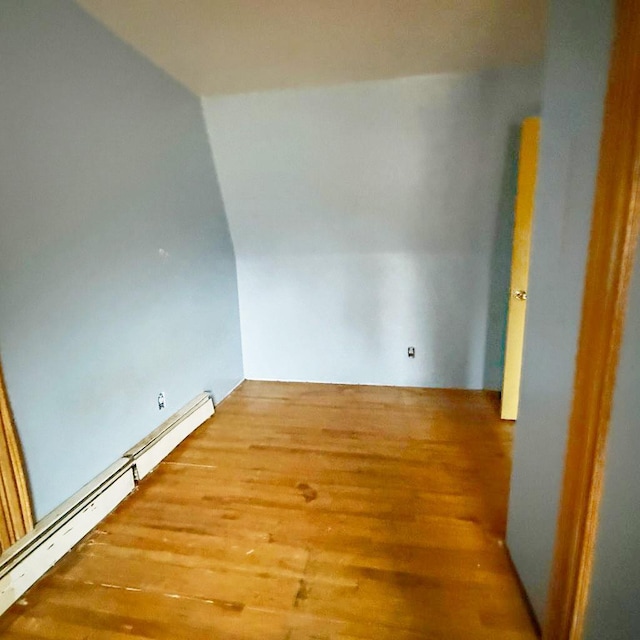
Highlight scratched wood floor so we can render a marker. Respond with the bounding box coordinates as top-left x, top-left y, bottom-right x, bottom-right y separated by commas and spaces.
0, 381, 538, 639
